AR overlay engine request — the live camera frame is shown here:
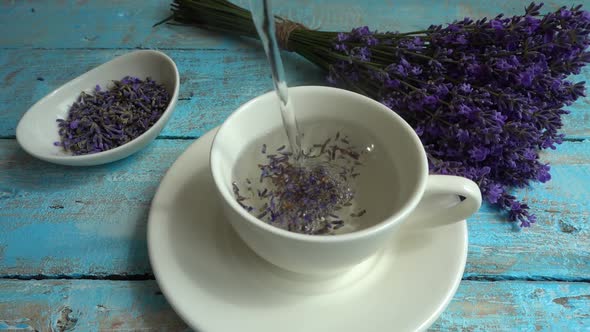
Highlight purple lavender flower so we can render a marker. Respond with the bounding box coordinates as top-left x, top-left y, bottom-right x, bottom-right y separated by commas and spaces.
168, 0, 589, 228
325, 3, 590, 227
490, 19, 501, 30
